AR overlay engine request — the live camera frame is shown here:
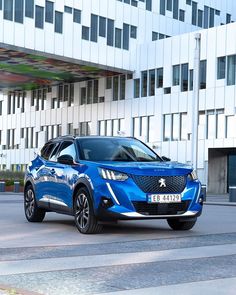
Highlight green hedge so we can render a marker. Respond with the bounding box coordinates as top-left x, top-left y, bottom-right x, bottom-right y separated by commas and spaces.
0, 171, 24, 186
